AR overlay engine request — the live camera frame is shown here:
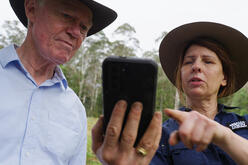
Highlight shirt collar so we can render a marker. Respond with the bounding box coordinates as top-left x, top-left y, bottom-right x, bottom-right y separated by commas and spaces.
0, 44, 68, 89
0, 44, 20, 68
52, 66, 68, 89
180, 103, 239, 113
